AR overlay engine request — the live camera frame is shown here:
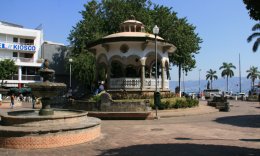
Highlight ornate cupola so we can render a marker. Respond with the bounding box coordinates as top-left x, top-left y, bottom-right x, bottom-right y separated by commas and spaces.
120, 15, 145, 33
